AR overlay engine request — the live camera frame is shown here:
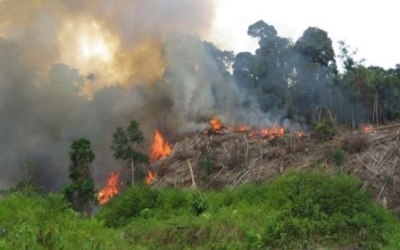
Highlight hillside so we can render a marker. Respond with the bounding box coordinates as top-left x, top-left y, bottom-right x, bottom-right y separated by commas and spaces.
153, 122, 400, 216
2, 123, 400, 249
